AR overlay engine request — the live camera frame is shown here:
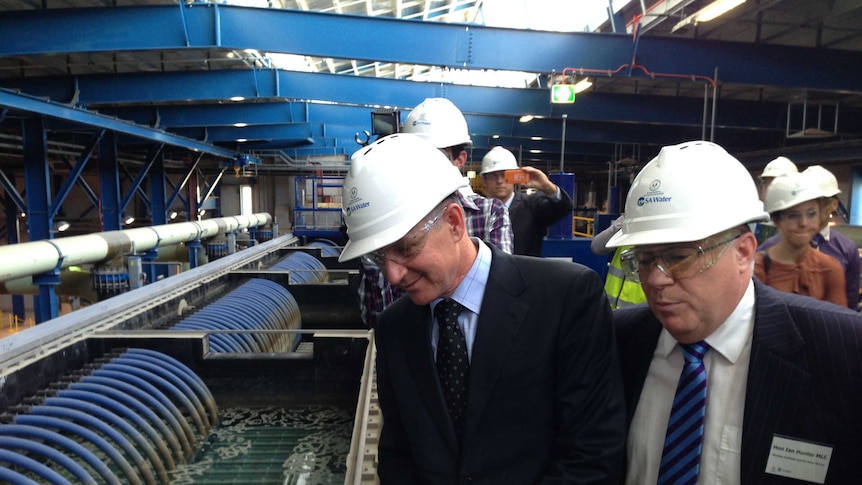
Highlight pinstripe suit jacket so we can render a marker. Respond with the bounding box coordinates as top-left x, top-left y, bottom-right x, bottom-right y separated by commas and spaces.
614, 281, 862, 484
